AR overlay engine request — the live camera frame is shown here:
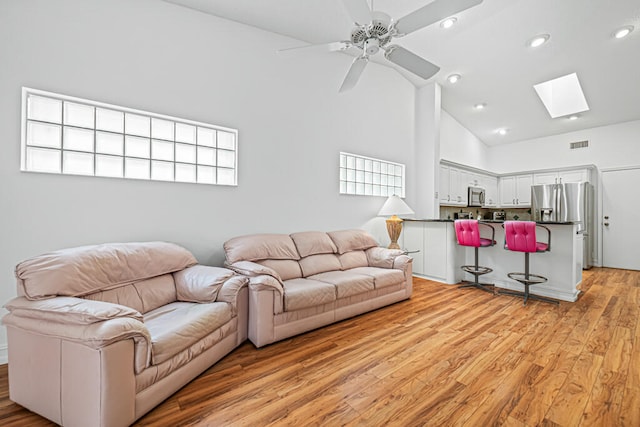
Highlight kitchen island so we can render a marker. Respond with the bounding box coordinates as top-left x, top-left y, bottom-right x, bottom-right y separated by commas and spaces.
401, 219, 583, 302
